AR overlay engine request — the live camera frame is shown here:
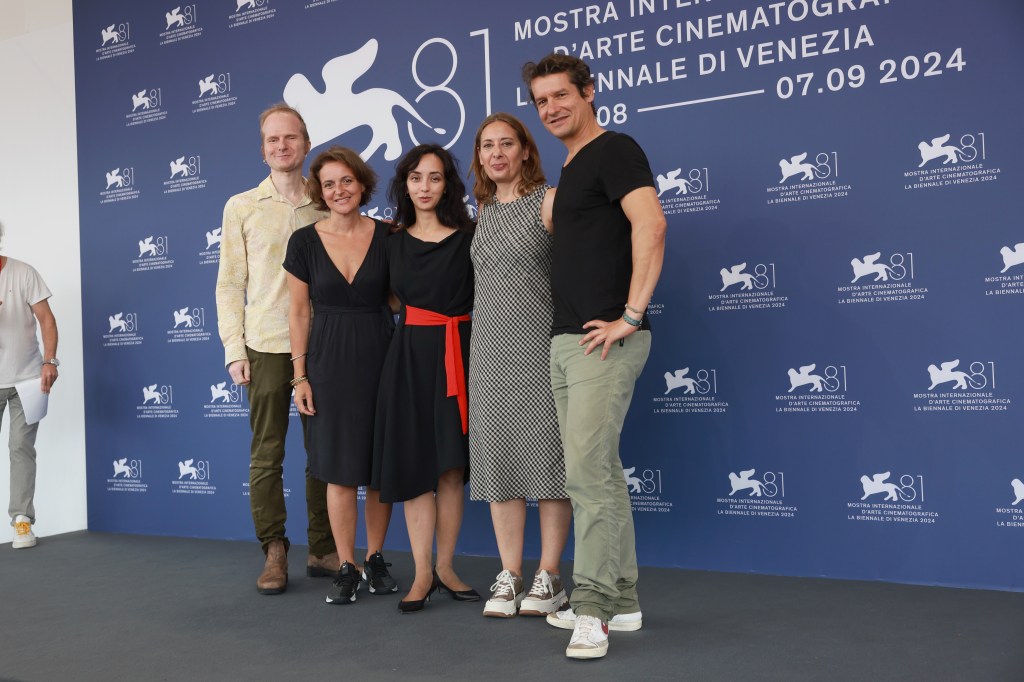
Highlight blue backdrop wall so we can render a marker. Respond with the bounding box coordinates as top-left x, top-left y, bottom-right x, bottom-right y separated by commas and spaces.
74, 0, 1024, 591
